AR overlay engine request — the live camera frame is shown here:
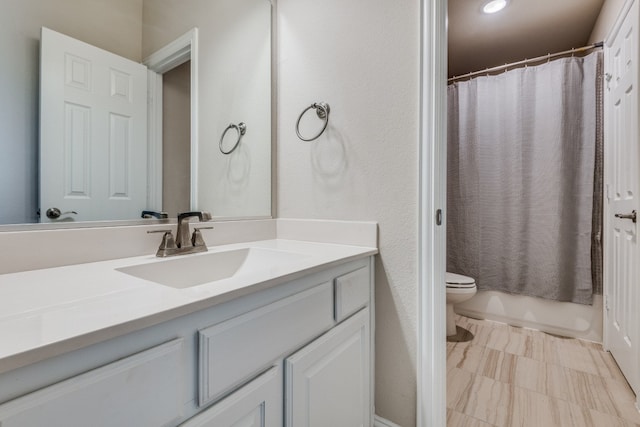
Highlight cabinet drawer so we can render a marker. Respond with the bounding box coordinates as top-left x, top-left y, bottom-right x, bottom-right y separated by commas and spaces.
198, 282, 334, 406
334, 266, 370, 322
0, 339, 184, 427
182, 365, 282, 427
